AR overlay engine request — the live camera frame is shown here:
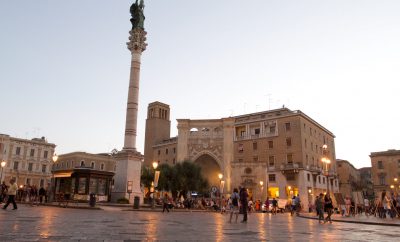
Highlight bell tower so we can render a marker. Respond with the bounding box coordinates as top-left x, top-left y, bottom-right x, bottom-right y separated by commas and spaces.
144, 102, 171, 166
